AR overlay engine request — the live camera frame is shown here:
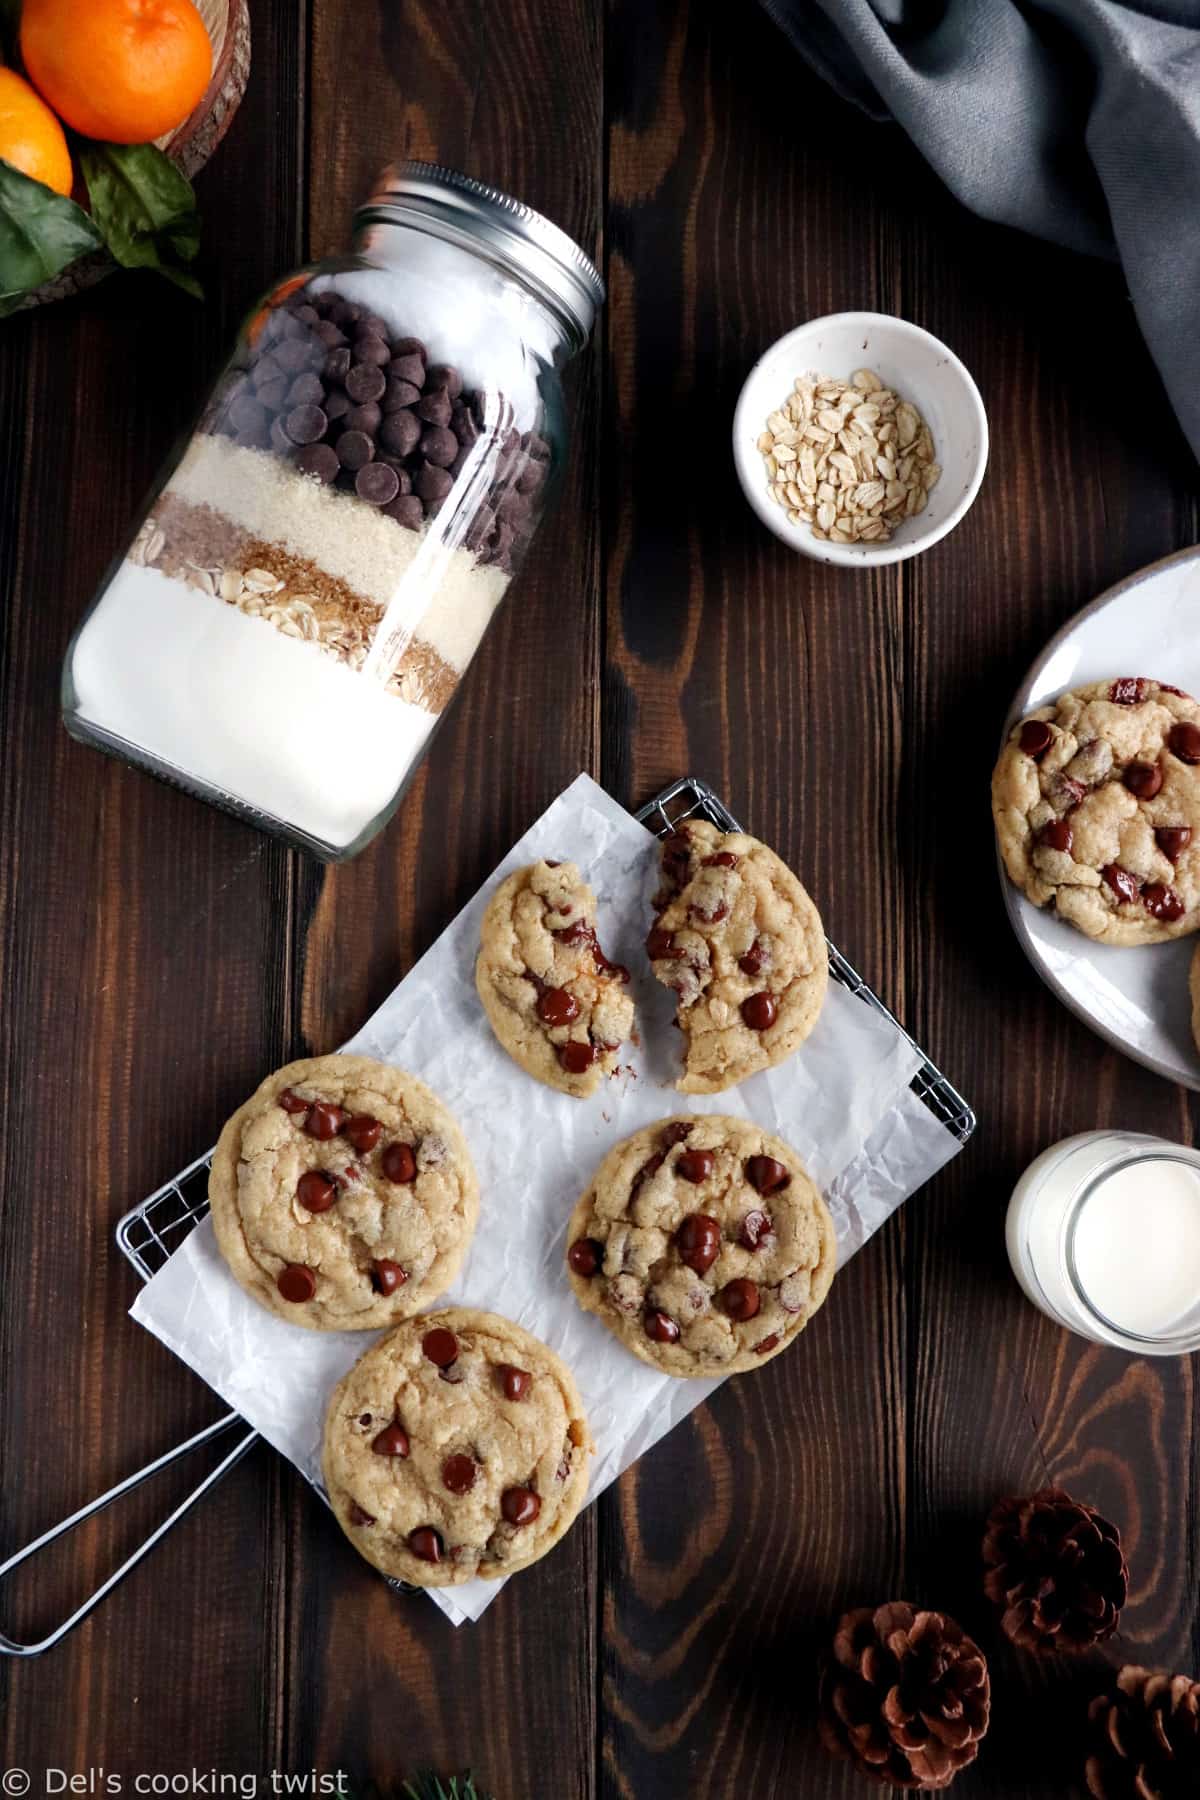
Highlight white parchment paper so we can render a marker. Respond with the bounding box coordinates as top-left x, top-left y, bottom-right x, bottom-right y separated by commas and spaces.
132, 774, 966, 1625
